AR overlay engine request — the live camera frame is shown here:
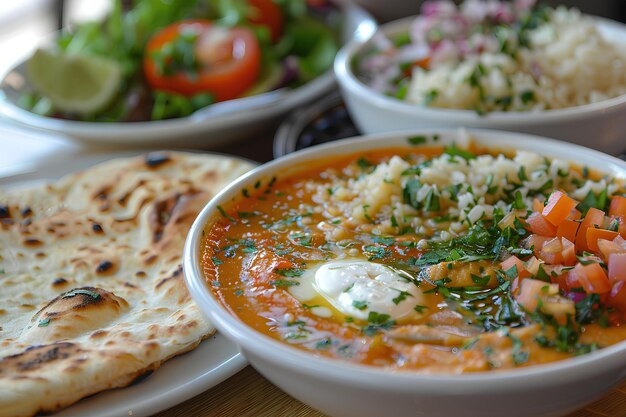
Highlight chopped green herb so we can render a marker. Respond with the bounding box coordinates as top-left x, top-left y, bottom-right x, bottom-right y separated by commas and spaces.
269, 280, 300, 287
471, 273, 491, 286
352, 300, 368, 310
357, 157, 373, 170
217, 205, 236, 222
519, 90, 535, 105
392, 290, 412, 305
413, 304, 428, 314
444, 143, 476, 160
407, 135, 427, 145
274, 268, 305, 277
